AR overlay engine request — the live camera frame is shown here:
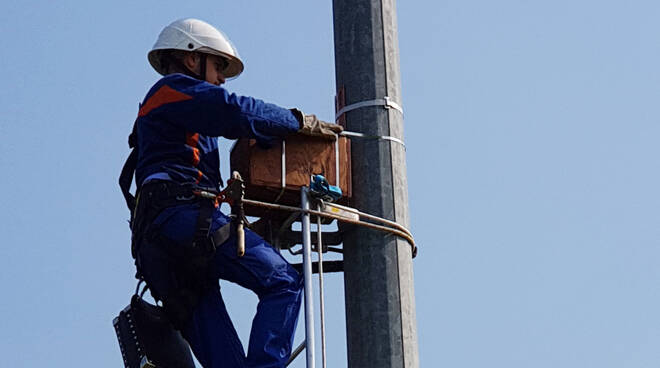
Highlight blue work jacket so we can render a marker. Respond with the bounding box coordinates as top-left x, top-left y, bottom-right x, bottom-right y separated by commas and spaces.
134, 73, 300, 191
